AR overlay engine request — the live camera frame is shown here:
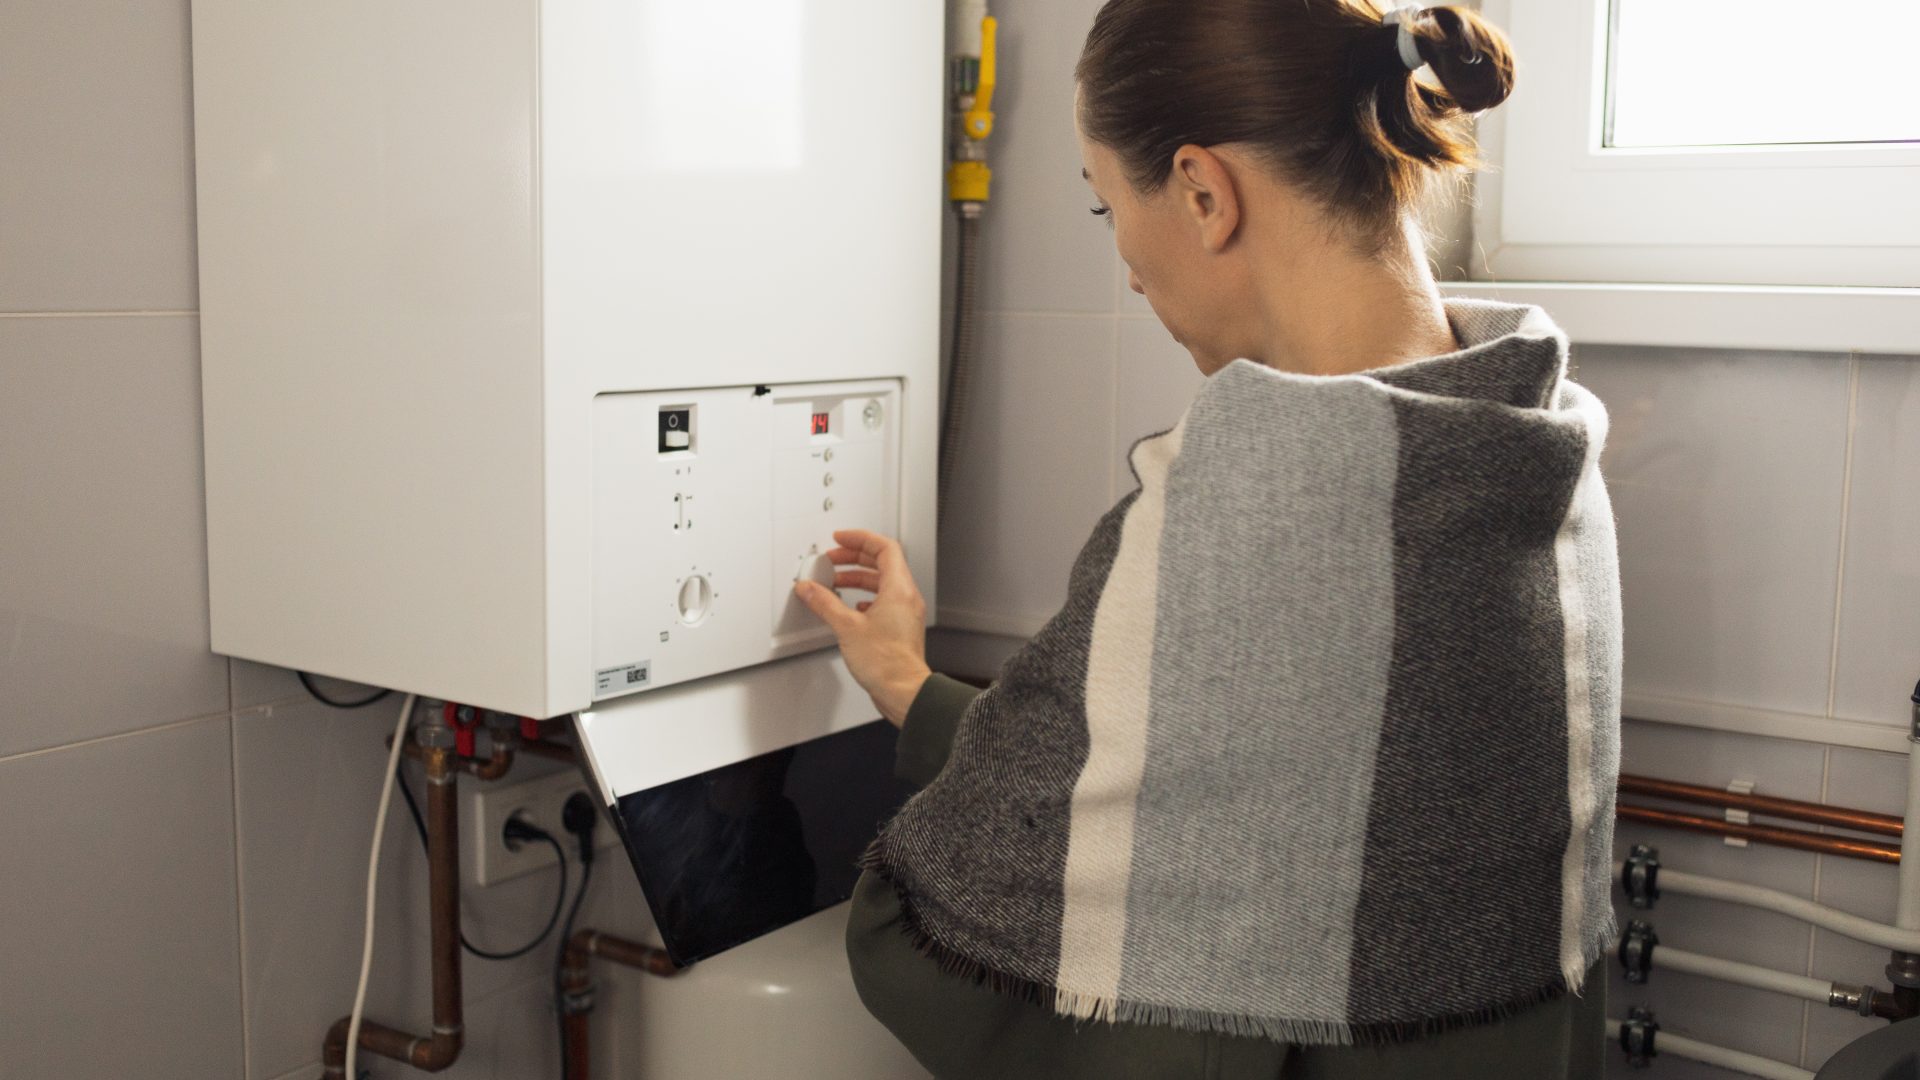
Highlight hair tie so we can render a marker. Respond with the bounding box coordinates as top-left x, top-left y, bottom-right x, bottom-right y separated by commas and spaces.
1380, 4, 1427, 72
